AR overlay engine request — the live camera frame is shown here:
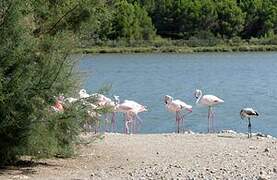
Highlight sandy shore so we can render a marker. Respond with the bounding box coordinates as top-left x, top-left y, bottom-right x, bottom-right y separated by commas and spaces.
1, 132, 277, 180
